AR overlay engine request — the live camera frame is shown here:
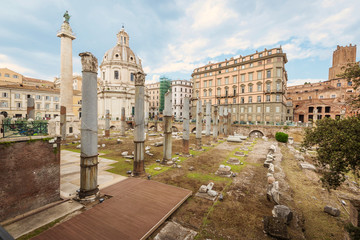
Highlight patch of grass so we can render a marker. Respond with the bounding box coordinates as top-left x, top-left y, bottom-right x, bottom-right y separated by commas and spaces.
63, 148, 81, 153
99, 149, 112, 154
146, 163, 171, 176
202, 146, 211, 151
190, 149, 203, 156
17, 215, 66, 240
186, 172, 232, 183
106, 158, 132, 176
